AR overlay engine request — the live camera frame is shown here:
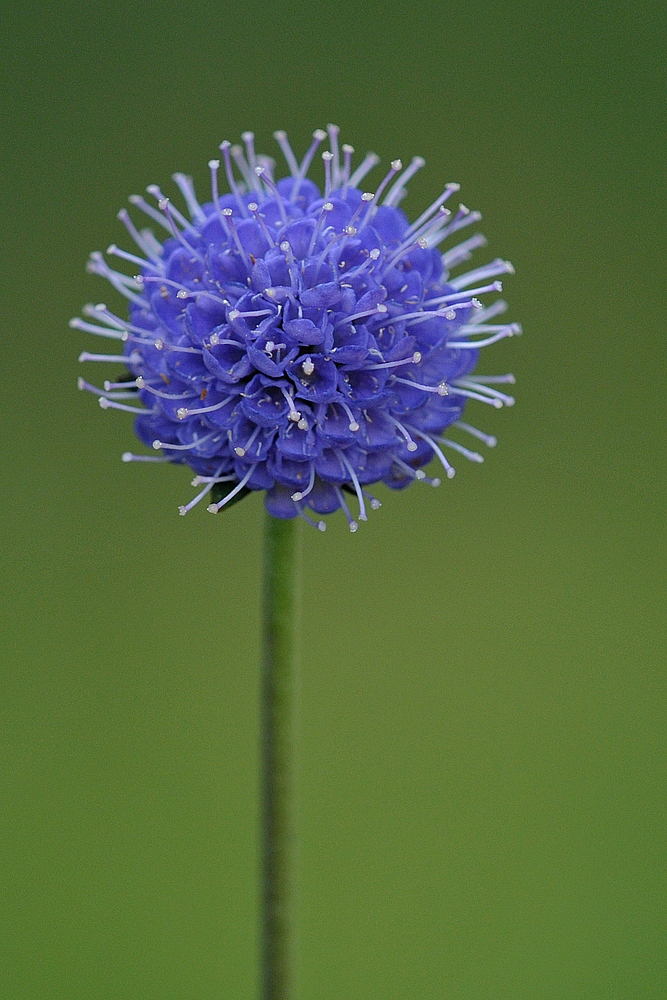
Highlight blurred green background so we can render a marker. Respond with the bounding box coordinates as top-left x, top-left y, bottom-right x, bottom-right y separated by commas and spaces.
1, 0, 665, 997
